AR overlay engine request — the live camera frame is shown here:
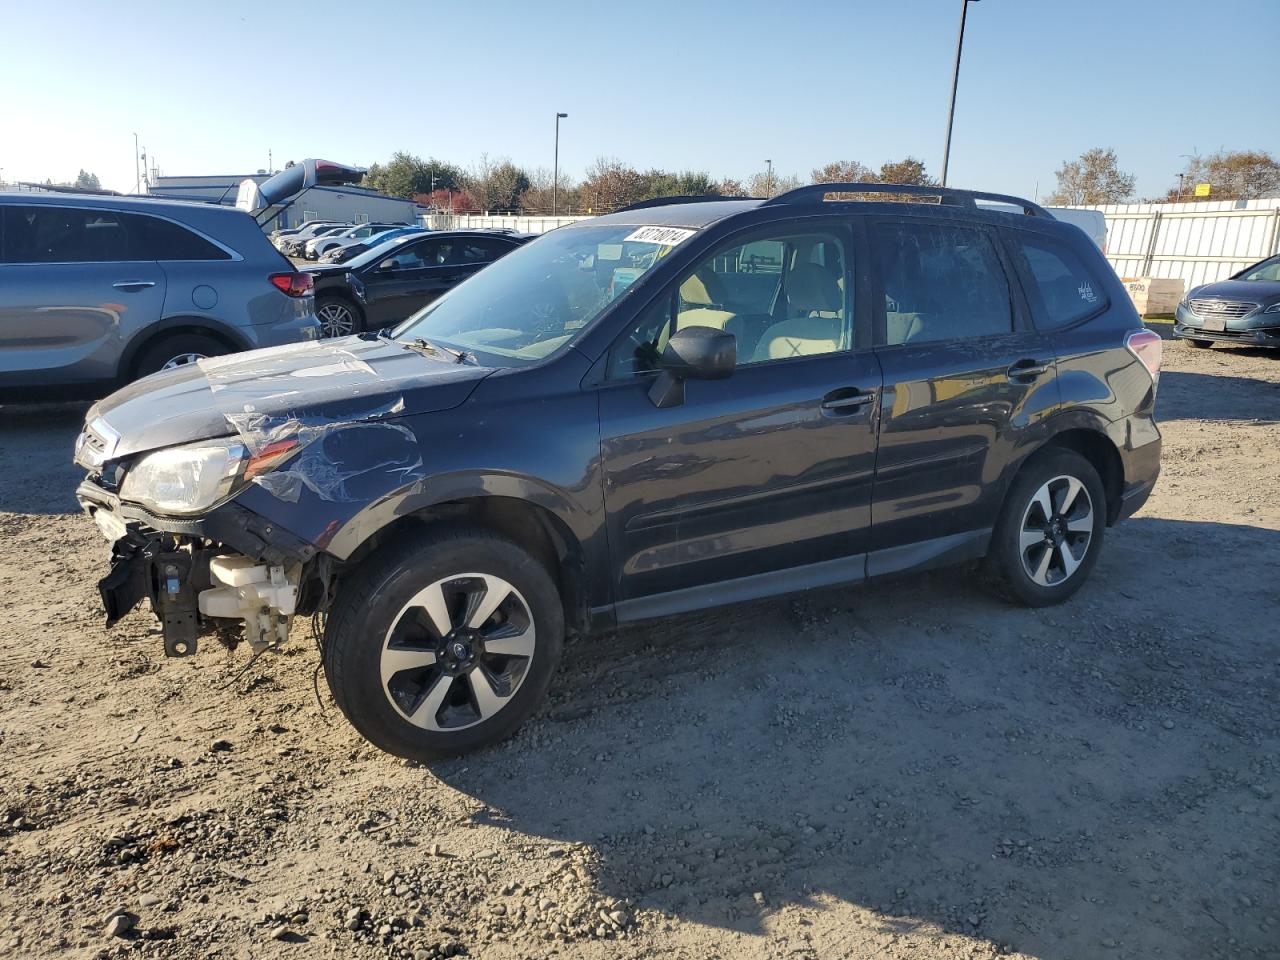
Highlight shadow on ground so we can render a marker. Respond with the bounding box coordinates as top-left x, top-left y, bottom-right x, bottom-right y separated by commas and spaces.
437, 516, 1280, 959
